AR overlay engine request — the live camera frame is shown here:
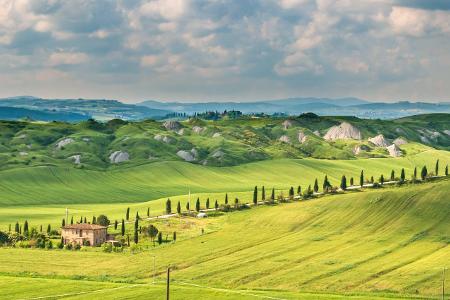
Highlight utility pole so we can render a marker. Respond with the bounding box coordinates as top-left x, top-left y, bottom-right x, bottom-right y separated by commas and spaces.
166, 266, 170, 300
